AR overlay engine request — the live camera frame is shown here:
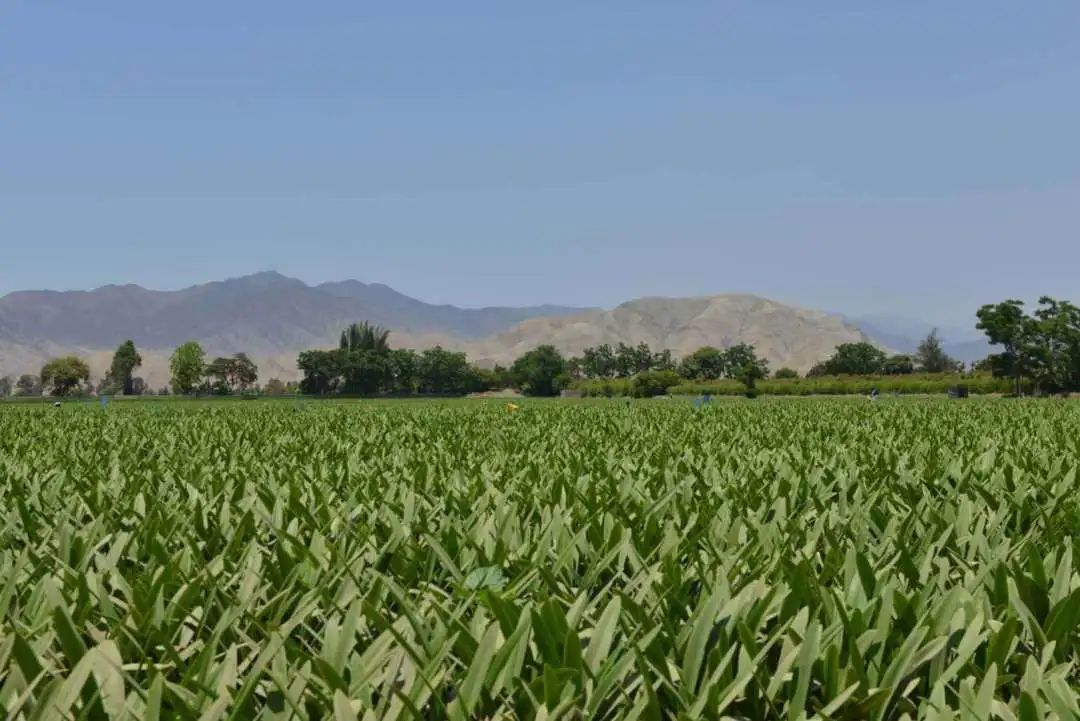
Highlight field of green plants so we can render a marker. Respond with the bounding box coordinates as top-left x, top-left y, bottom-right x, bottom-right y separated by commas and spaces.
1, 398, 1078, 719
